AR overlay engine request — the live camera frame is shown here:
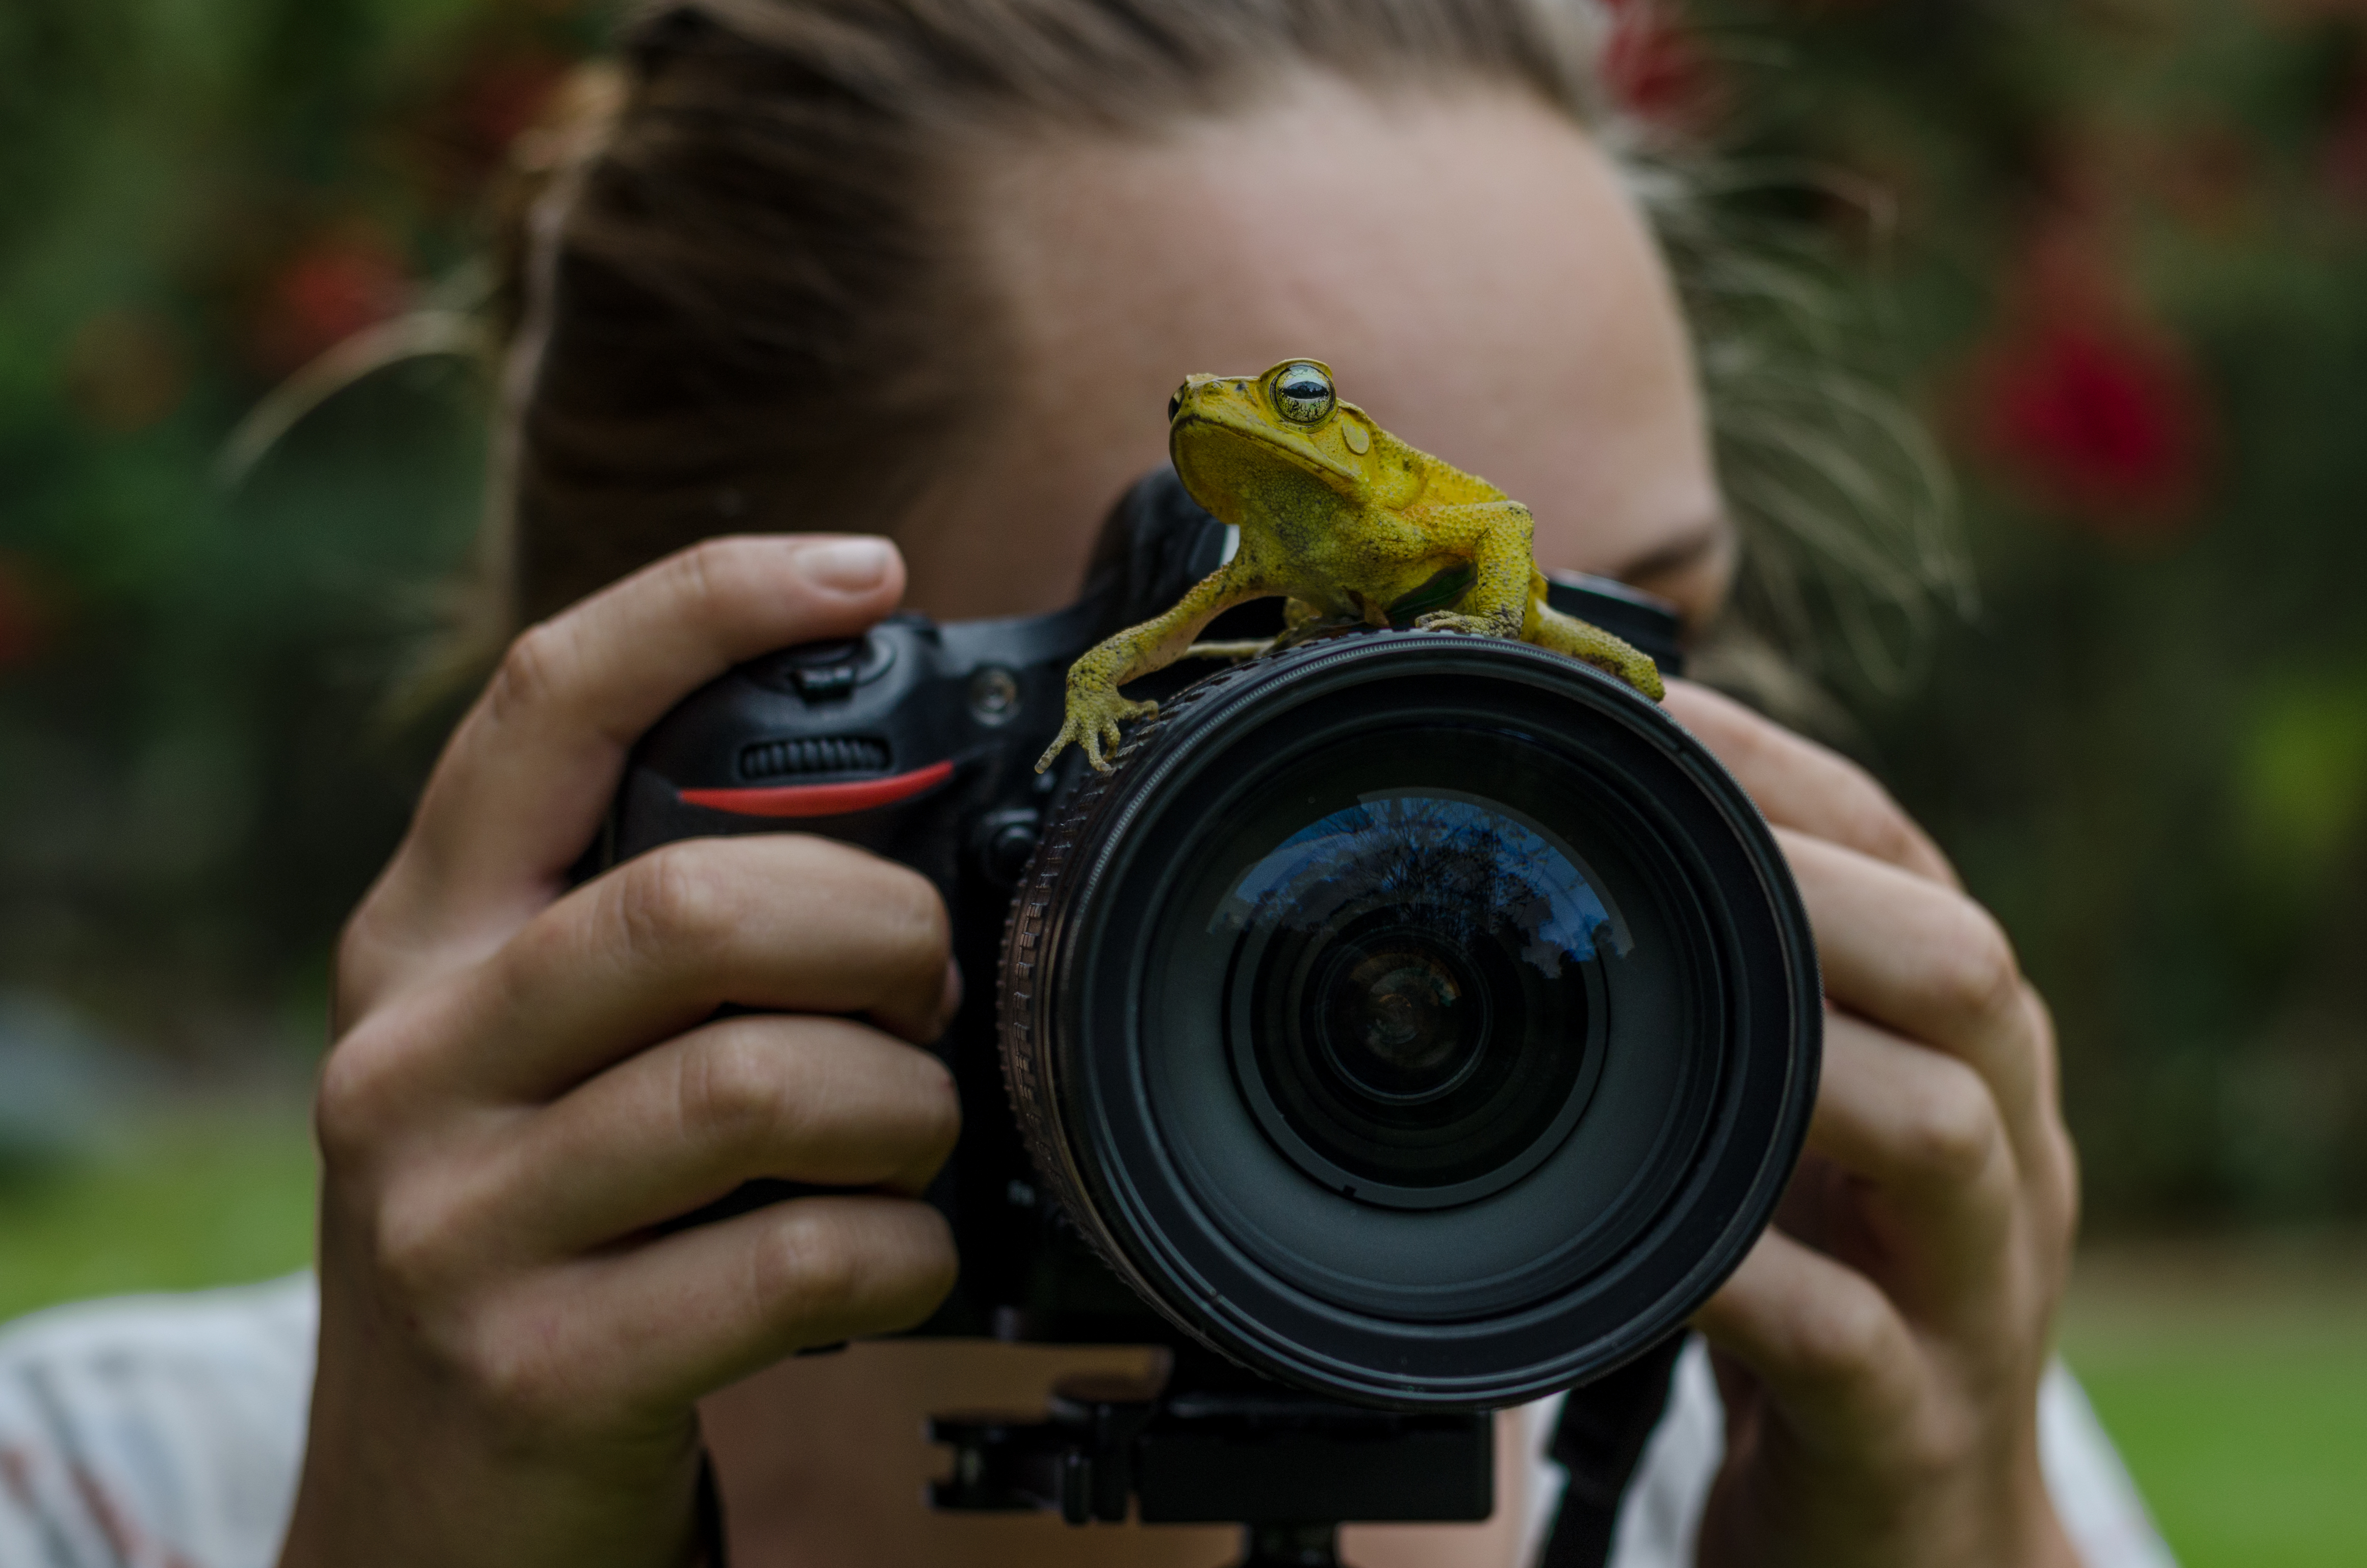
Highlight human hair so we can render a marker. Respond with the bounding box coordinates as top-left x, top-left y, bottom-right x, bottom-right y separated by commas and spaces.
499, 0, 1613, 625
